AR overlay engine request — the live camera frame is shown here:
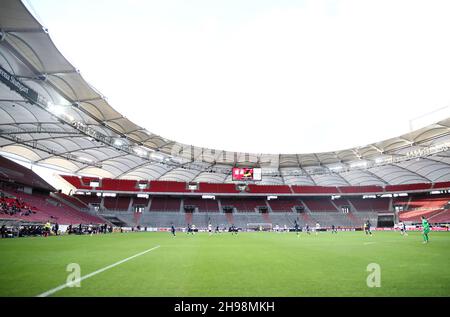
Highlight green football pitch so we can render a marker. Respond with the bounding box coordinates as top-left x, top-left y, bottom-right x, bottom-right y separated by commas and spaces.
0, 231, 449, 297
